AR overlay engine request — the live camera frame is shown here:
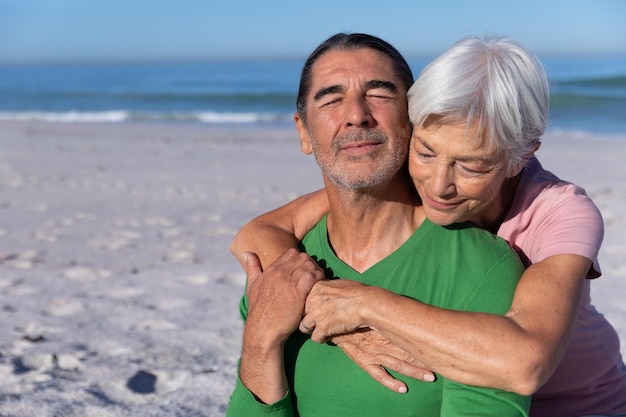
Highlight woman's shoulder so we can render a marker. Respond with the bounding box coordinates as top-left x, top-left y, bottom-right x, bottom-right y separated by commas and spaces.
519, 157, 597, 207
506, 157, 603, 230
